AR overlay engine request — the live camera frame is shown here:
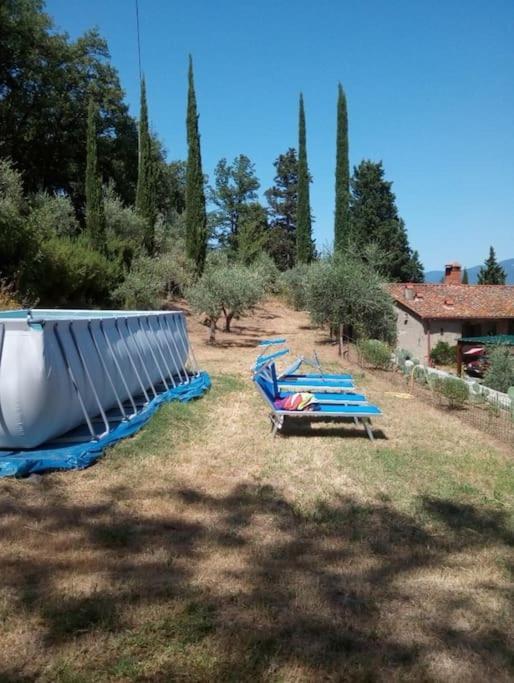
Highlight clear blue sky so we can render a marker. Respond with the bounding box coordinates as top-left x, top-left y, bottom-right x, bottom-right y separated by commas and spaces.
46, 0, 514, 271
